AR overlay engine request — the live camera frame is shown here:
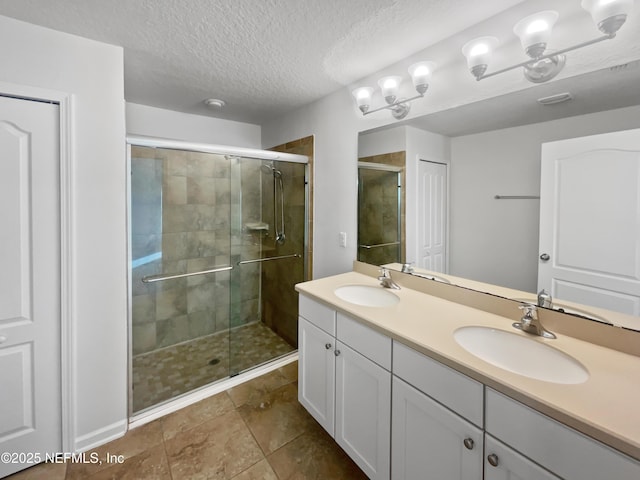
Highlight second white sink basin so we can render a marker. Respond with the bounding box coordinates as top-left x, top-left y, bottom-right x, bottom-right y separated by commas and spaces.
334, 285, 400, 307
454, 326, 589, 384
